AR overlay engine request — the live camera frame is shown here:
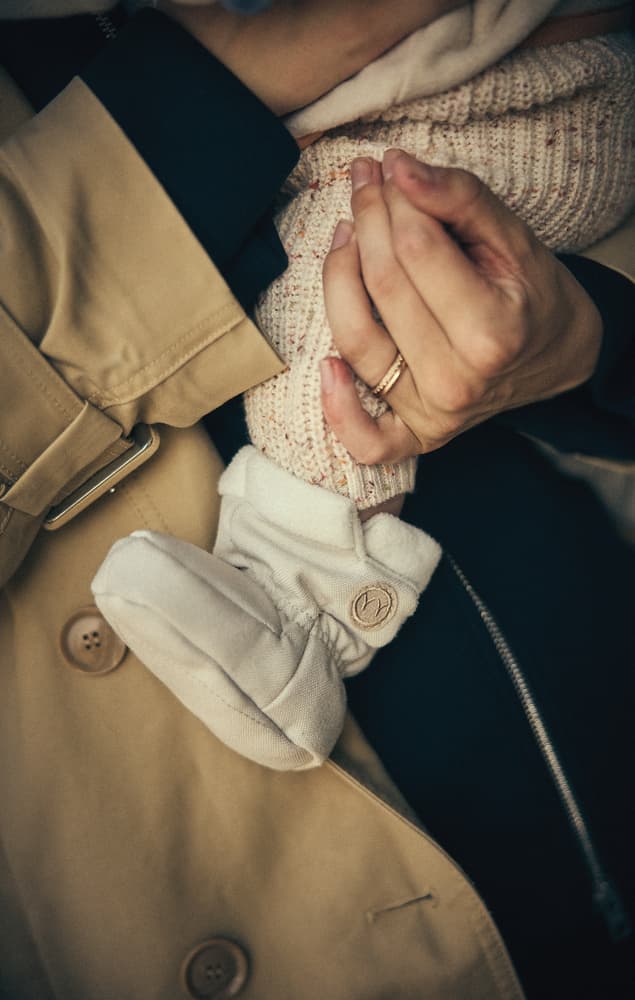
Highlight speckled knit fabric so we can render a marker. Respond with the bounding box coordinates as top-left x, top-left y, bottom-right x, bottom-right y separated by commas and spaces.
246, 34, 635, 510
